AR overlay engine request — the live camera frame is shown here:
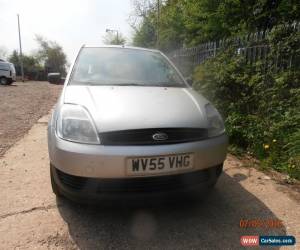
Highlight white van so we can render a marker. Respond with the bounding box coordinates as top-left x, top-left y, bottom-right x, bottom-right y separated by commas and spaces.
0, 59, 16, 85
